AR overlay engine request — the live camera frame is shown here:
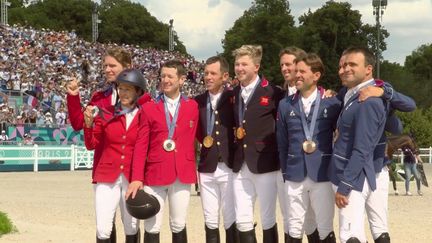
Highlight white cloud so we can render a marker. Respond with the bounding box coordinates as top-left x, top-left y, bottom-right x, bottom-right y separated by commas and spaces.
135, 0, 432, 64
